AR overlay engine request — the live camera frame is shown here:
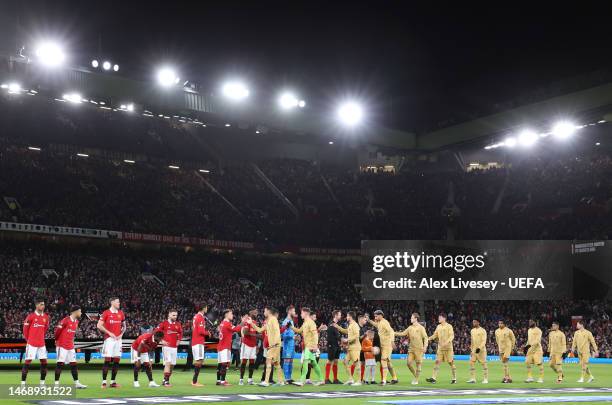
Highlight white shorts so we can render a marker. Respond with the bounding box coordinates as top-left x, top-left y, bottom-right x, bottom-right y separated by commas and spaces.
130, 348, 150, 364
218, 349, 231, 363
192, 344, 205, 361
365, 358, 376, 366
56, 347, 76, 363
162, 347, 178, 365
240, 344, 257, 360
25, 344, 47, 361
102, 337, 122, 358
